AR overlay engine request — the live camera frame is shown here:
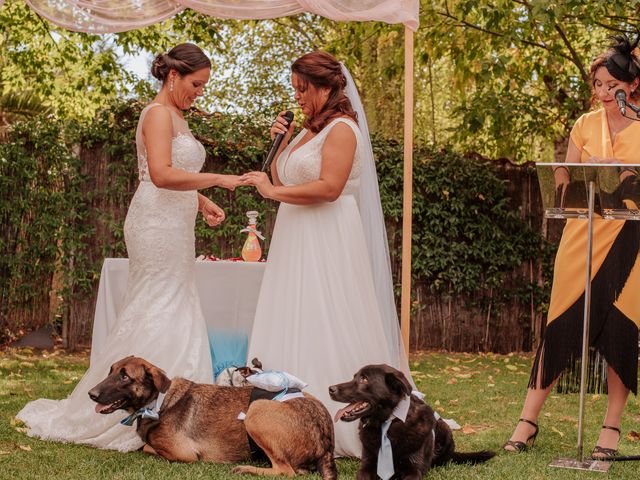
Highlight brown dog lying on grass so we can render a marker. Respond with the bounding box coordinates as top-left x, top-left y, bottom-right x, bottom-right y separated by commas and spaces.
329, 364, 494, 479
88, 356, 337, 478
